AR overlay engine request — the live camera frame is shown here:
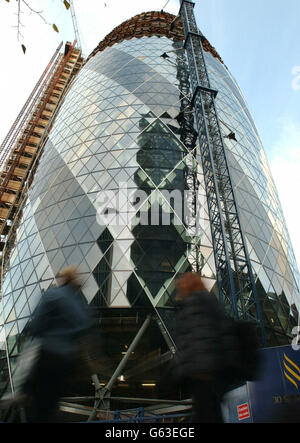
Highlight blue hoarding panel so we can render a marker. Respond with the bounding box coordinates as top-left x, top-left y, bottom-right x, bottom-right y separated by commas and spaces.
247, 345, 300, 423
222, 385, 252, 423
